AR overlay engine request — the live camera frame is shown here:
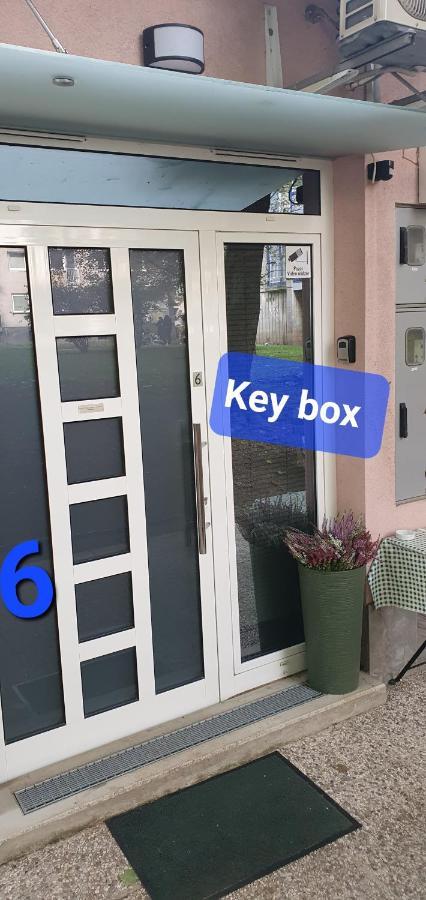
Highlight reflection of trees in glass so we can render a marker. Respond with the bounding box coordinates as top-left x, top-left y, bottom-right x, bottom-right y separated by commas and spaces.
225, 244, 265, 354
49, 248, 113, 315
270, 174, 303, 214
22, 299, 32, 327
129, 250, 186, 347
